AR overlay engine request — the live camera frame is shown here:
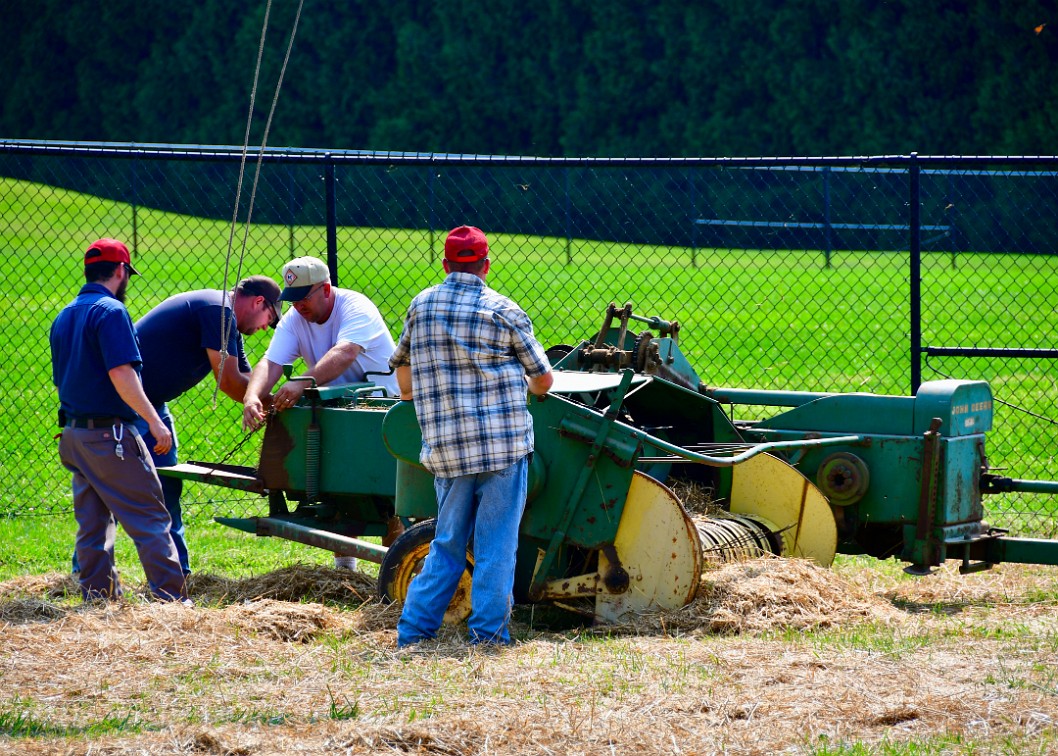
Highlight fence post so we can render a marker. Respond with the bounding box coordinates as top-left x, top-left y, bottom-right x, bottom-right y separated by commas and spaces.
823, 167, 832, 269
689, 169, 698, 268
325, 157, 338, 286
909, 152, 922, 394
564, 168, 572, 265
131, 158, 139, 256
287, 164, 295, 259
428, 168, 436, 264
